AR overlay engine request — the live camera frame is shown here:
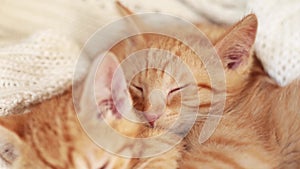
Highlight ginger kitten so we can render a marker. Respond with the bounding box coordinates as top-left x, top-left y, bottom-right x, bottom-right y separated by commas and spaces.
0, 3, 299, 169
113, 3, 300, 169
